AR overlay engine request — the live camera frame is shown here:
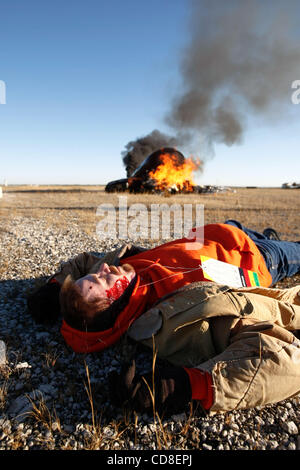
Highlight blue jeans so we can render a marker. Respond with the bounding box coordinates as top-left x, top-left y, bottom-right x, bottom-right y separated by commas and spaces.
224, 220, 300, 285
